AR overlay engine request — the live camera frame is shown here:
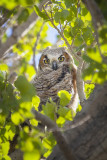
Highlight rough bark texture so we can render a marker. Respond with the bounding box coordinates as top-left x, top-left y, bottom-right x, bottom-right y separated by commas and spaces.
47, 82, 107, 160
